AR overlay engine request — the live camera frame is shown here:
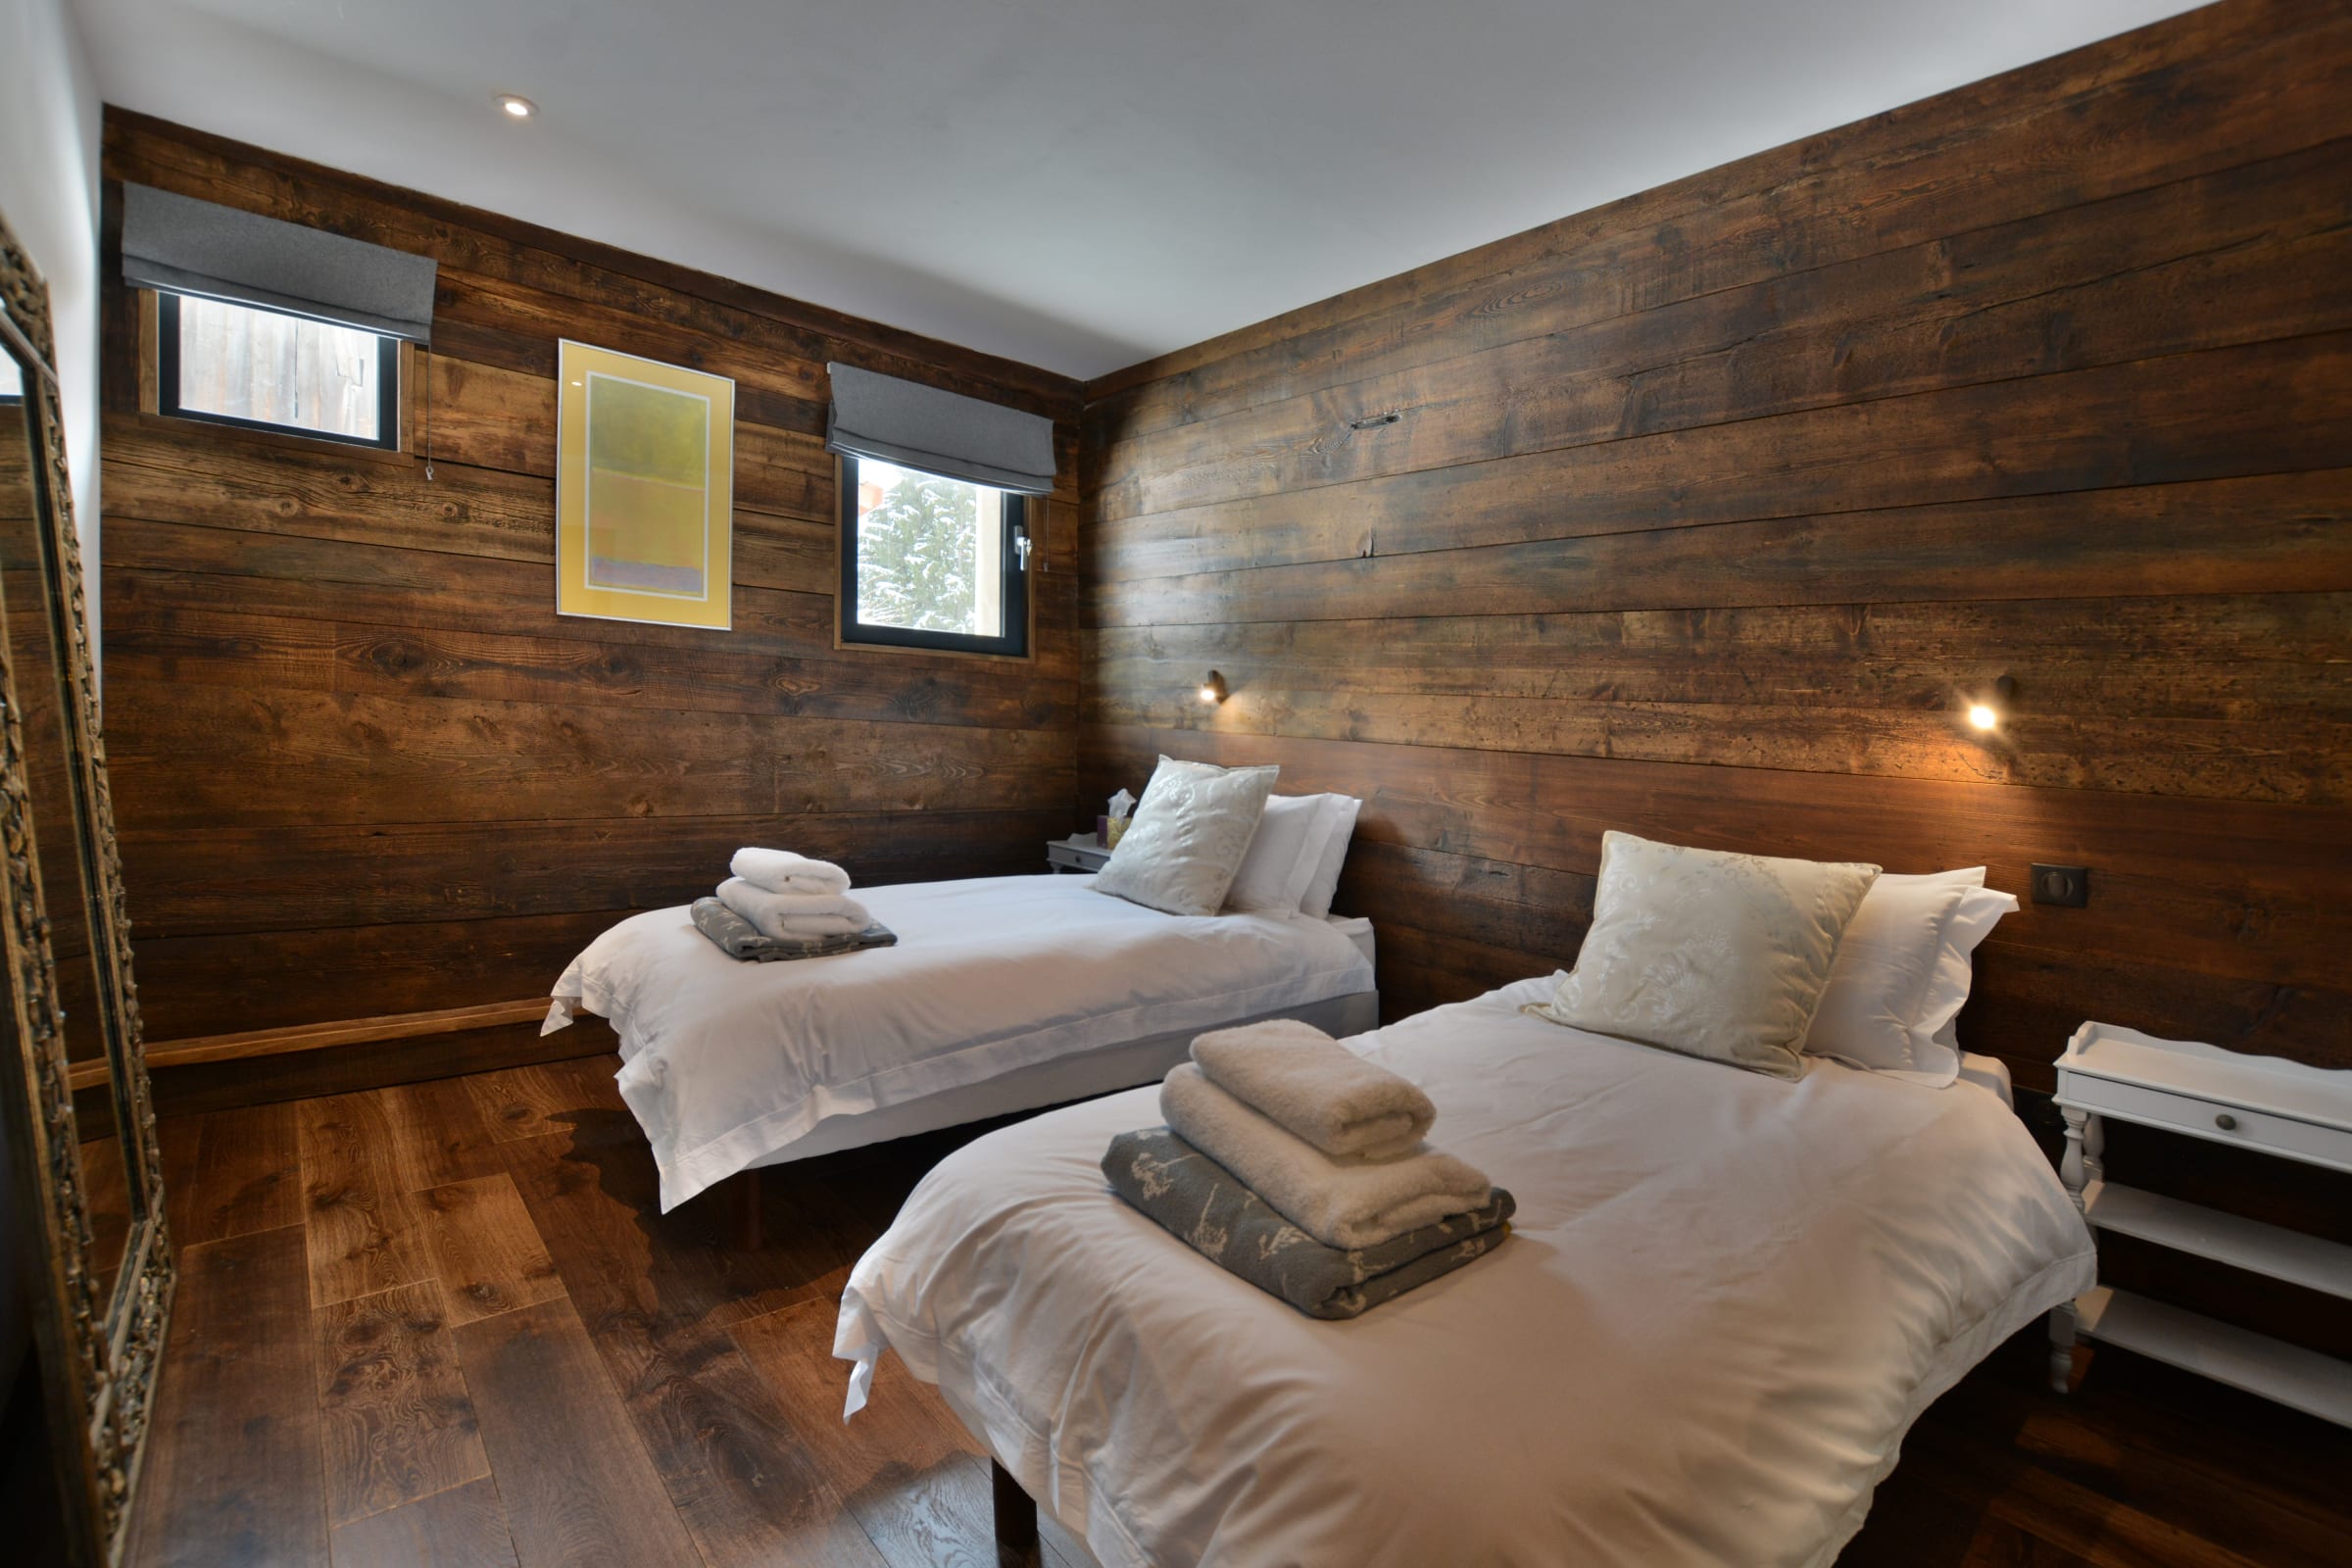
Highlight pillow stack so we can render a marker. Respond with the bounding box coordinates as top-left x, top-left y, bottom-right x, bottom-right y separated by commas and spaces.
1528, 829, 2017, 1085
1529, 830, 1881, 1080
1223, 791, 1362, 917
1093, 756, 1363, 919
1802, 869, 2019, 1084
